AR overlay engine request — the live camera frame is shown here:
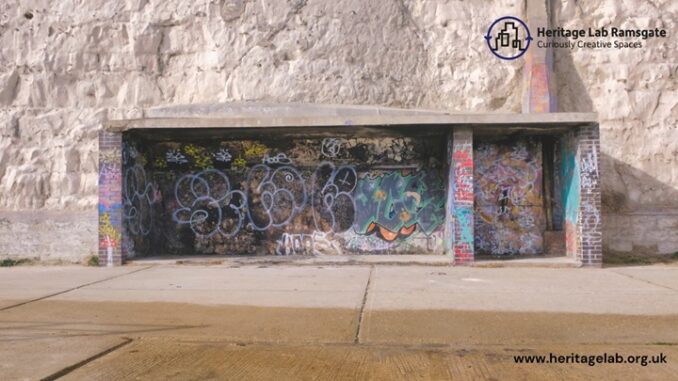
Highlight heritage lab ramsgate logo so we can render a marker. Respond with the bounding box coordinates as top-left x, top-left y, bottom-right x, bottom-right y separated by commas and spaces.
485, 16, 532, 60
